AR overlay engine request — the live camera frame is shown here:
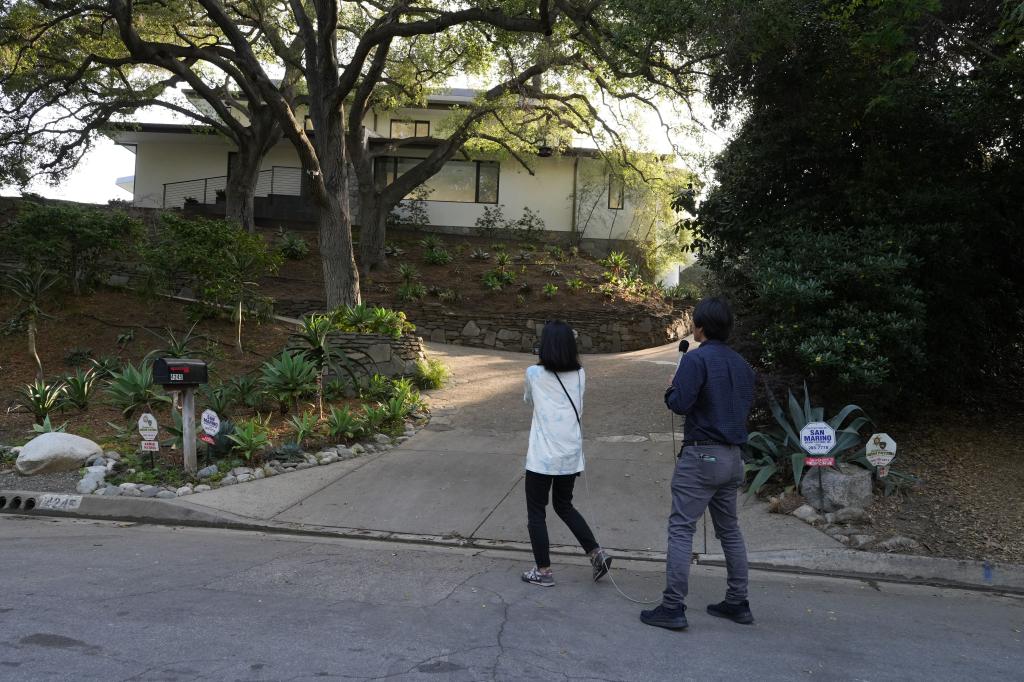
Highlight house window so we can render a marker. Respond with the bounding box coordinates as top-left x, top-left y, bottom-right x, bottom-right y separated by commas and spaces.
608, 175, 625, 210
374, 157, 499, 204
390, 120, 430, 139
